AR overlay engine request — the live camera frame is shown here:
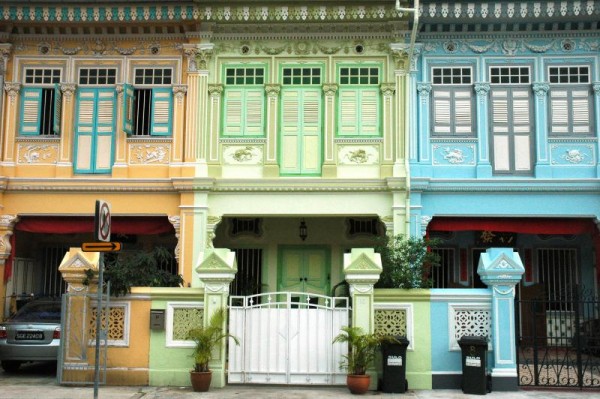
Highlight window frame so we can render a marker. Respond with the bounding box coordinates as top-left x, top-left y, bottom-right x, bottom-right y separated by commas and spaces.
19, 67, 63, 136
123, 67, 174, 137
430, 66, 476, 137
336, 64, 382, 137
547, 65, 594, 137
488, 64, 534, 175
221, 64, 267, 138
